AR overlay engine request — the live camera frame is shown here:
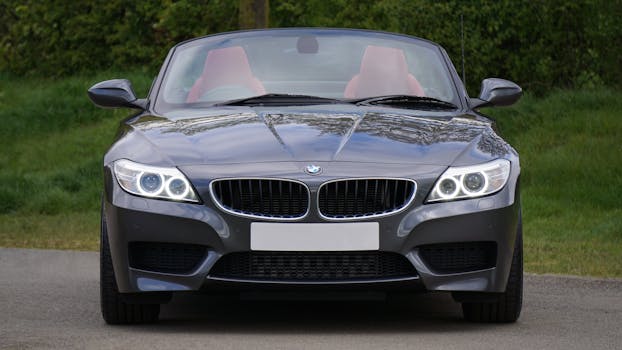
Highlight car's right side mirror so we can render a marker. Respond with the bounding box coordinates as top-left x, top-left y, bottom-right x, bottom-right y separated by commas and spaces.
470, 78, 522, 109
87, 79, 147, 109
